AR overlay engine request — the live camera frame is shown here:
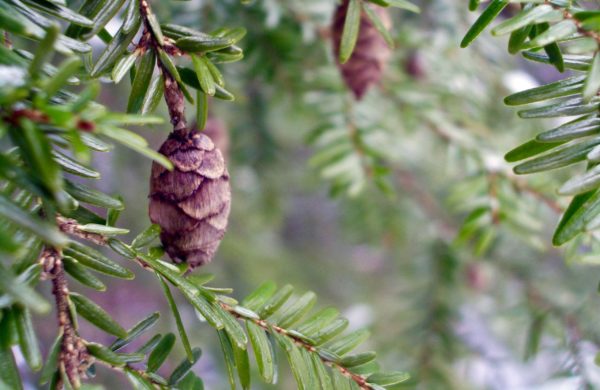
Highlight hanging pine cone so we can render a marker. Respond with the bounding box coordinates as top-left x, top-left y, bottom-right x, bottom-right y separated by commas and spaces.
196, 117, 230, 162
149, 129, 231, 269
332, 1, 392, 100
